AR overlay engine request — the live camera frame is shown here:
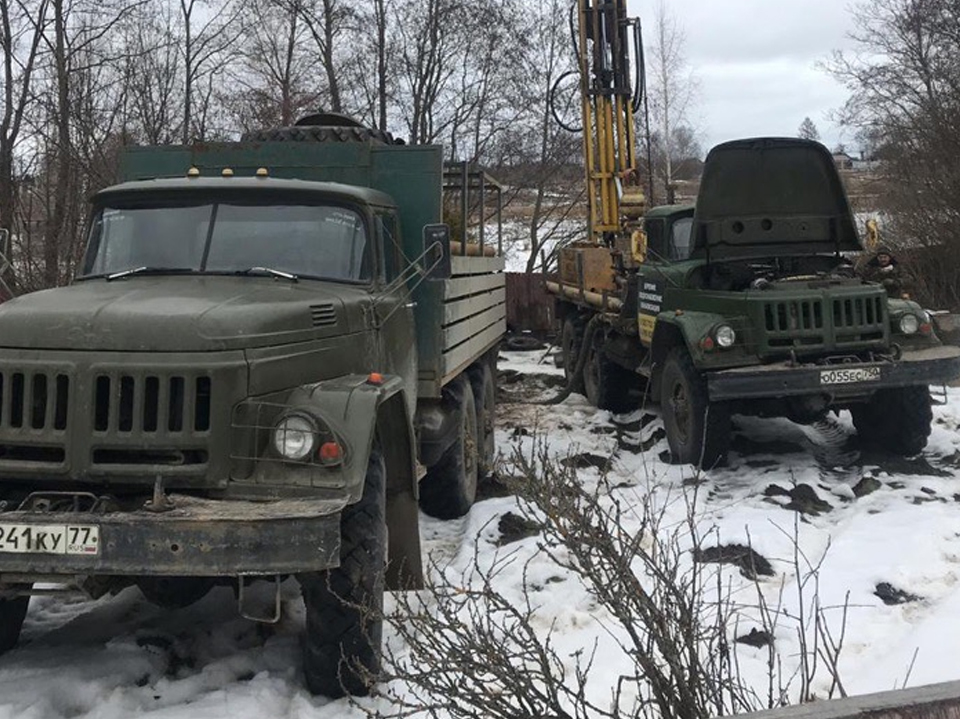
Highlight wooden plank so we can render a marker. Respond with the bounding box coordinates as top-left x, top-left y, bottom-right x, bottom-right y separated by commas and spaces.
441, 319, 506, 383
729, 680, 960, 719
505, 272, 555, 333
450, 255, 505, 276
442, 273, 505, 301
442, 304, 506, 350
443, 287, 506, 325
